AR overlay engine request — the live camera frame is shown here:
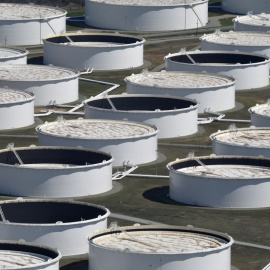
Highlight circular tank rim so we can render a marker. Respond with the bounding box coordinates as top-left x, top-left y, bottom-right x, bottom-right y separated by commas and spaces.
0, 199, 110, 226
0, 240, 62, 269
199, 31, 270, 47
0, 88, 35, 105
85, 0, 209, 8
210, 127, 270, 149
165, 50, 270, 67
0, 46, 29, 60
87, 224, 234, 255
167, 155, 270, 180
0, 146, 114, 169
233, 15, 270, 29
249, 104, 270, 119
83, 94, 199, 114
0, 64, 80, 82
124, 71, 236, 90
0, 3, 67, 21
43, 33, 145, 48
36, 119, 159, 141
